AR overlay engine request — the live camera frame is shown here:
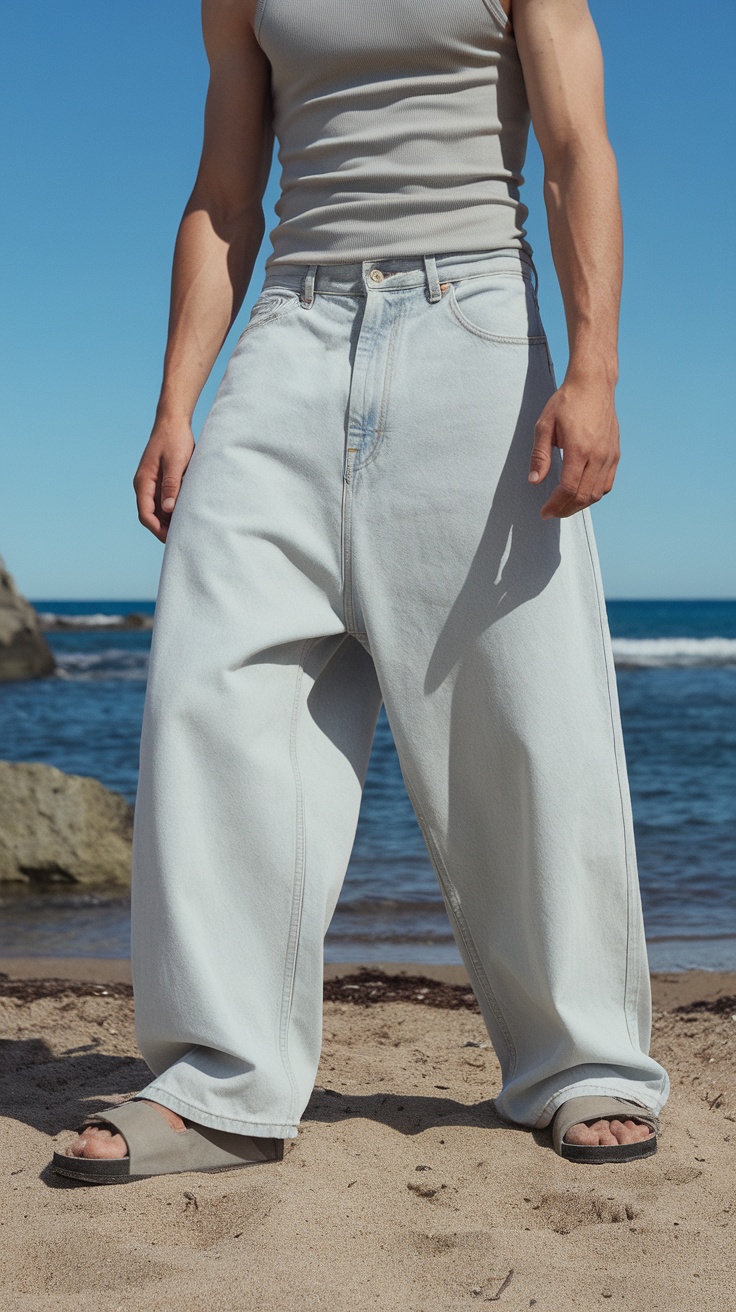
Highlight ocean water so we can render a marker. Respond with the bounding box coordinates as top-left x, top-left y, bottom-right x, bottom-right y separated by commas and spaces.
0, 599, 734, 969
